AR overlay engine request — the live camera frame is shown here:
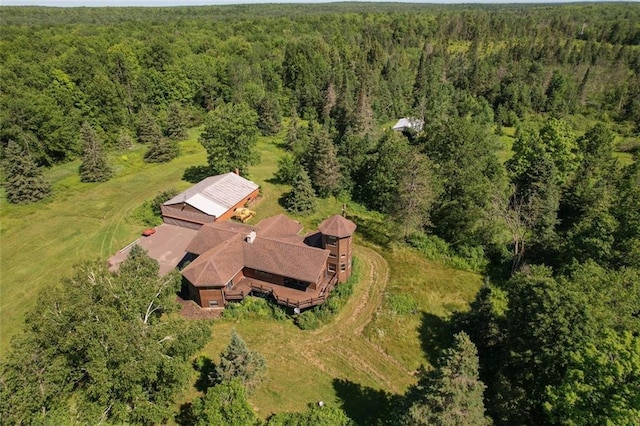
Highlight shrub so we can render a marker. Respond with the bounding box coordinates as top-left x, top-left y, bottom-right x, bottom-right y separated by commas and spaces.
386, 293, 419, 315
407, 232, 488, 273
130, 188, 178, 227
294, 257, 360, 330
223, 296, 288, 321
